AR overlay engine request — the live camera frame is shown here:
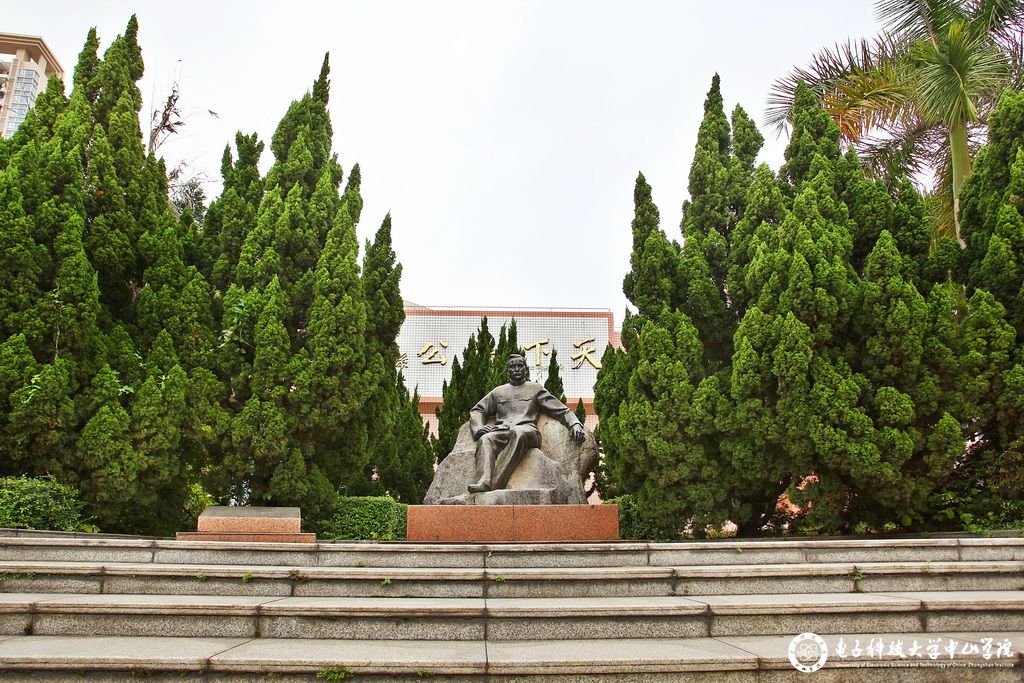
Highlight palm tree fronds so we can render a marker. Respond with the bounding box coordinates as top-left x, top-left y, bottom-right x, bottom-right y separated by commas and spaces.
820, 66, 917, 141
766, 36, 909, 134
876, 0, 965, 42
924, 165, 958, 244
998, 27, 1024, 89
911, 20, 1010, 127
770, 0, 1024, 247
967, 0, 1024, 44
855, 119, 944, 180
